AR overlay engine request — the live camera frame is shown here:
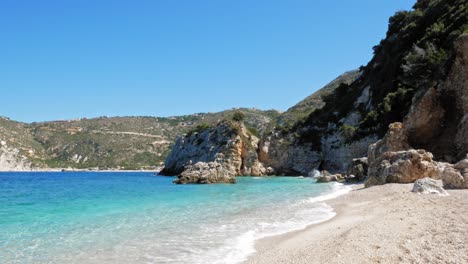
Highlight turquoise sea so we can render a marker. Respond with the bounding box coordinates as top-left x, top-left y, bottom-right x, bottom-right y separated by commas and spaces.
0, 172, 350, 264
